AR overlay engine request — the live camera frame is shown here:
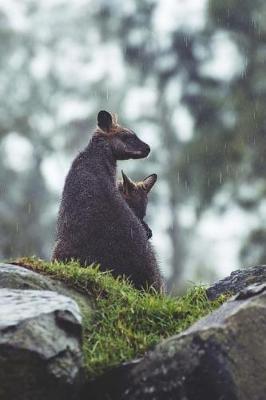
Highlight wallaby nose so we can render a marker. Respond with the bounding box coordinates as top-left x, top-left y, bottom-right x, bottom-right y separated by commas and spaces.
131, 141, 151, 159
144, 144, 150, 156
